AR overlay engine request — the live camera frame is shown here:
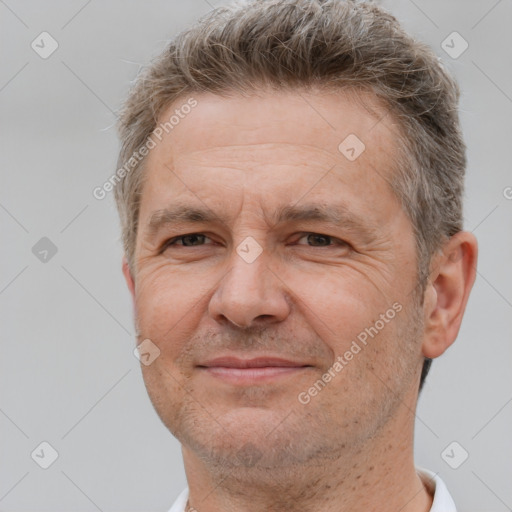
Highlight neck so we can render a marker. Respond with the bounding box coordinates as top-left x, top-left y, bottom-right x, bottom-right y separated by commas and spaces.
181, 412, 433, 512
